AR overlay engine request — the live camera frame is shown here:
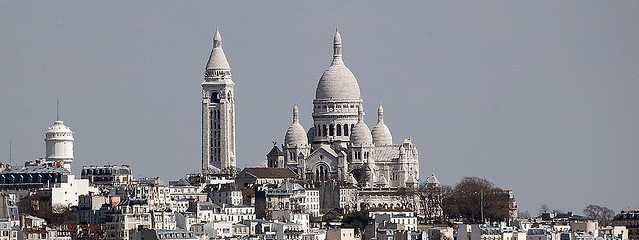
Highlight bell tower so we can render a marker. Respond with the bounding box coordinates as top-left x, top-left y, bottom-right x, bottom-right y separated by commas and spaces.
202, 29, 236, 175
